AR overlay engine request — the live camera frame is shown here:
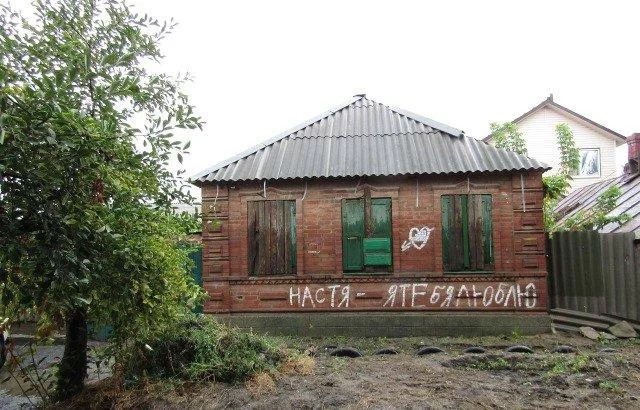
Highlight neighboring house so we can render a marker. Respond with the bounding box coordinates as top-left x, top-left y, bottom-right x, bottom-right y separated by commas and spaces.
555, 133, 640, 233
190, 95, 551, 336
483, 95, 626, 190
